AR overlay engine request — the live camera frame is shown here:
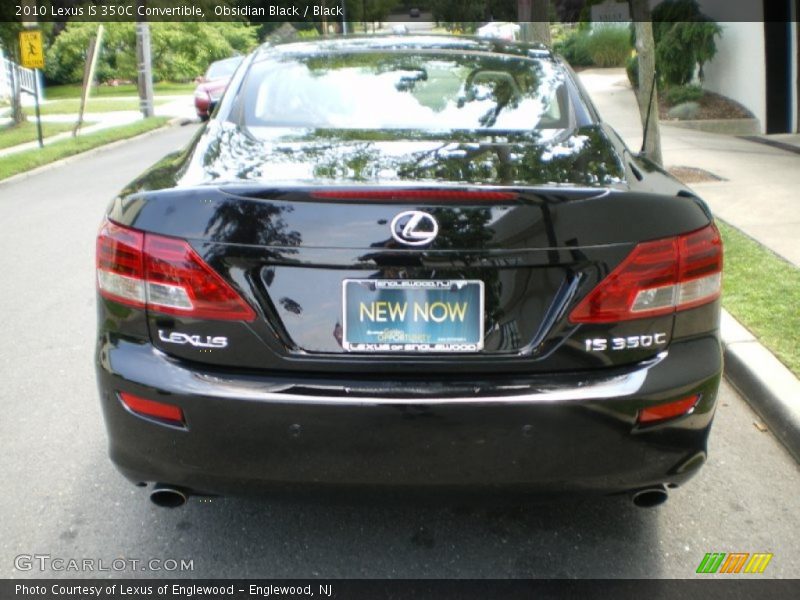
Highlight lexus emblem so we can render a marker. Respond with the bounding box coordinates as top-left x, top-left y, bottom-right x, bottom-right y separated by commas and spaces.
390, 211, 439, 246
